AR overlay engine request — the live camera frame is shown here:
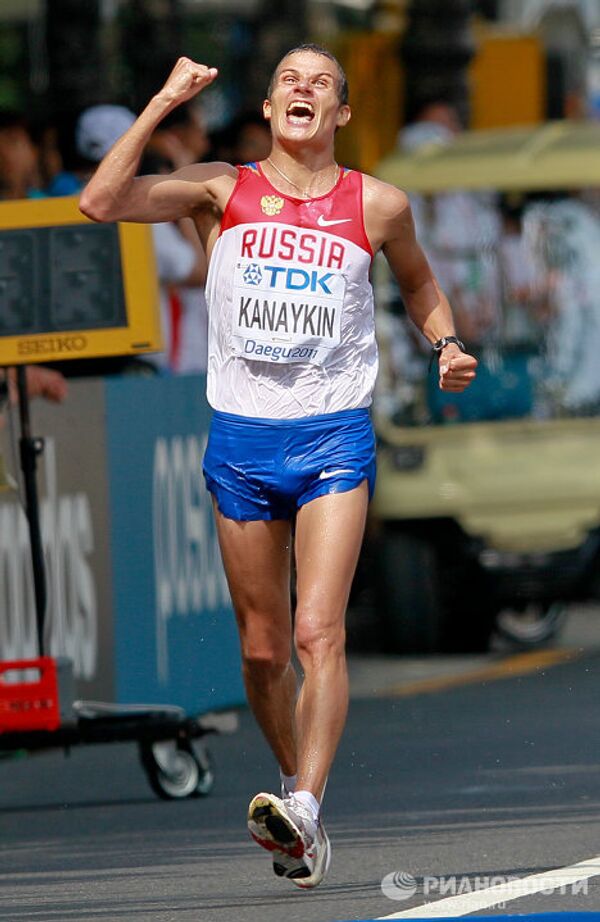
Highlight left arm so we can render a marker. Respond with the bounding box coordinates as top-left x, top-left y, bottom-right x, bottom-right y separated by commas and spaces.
364, 177, 477, 392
